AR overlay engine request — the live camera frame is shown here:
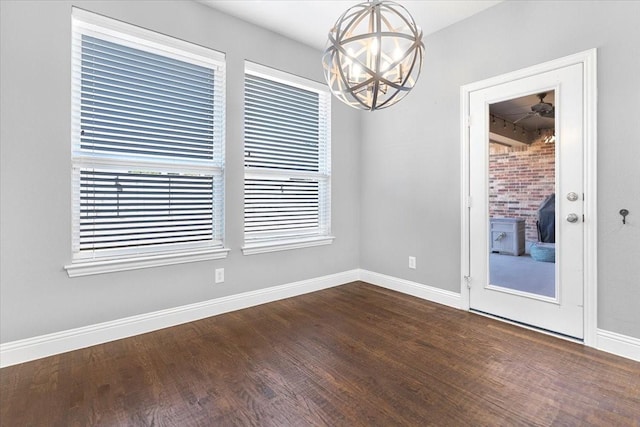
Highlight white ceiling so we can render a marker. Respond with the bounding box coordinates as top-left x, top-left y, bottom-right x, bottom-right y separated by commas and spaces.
199, 0, 504, 50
